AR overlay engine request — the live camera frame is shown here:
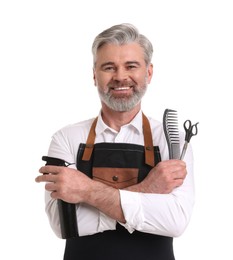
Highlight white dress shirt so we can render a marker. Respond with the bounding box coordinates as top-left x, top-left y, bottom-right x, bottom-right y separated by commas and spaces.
45, 111, 195, 238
